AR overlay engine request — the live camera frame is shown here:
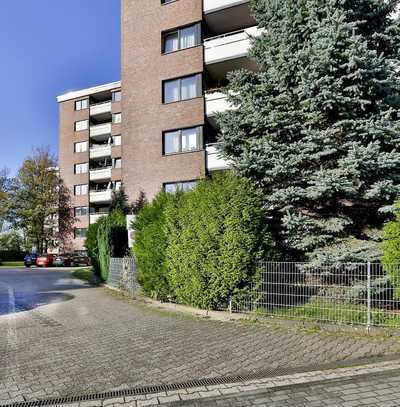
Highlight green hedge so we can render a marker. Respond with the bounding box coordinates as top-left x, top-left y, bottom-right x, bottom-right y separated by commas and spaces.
133, 173, 275, 309
0, 250, 25, 262
383, 200, 400, 298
